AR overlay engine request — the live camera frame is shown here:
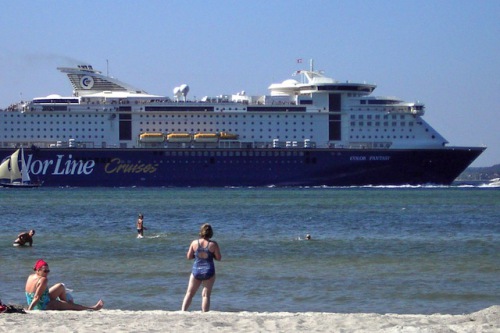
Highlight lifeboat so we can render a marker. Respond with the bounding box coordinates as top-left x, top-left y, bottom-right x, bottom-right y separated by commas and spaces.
166, 133, 192, 142
194, 133, 219, 142
219, 132, 239, 140
139, 132, 165, 143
